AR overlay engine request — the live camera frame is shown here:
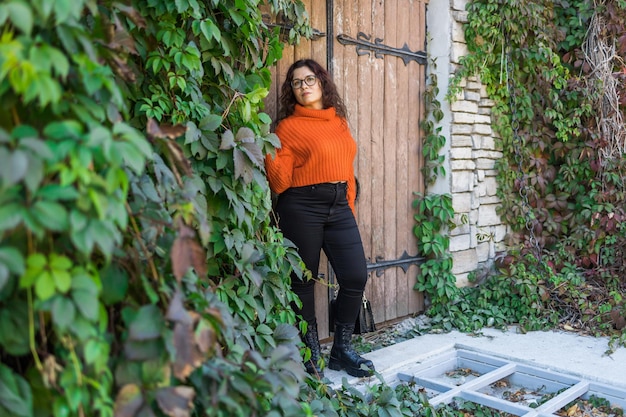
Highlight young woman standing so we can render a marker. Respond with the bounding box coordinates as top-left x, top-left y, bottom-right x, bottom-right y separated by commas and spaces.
265, 59, 375, 378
